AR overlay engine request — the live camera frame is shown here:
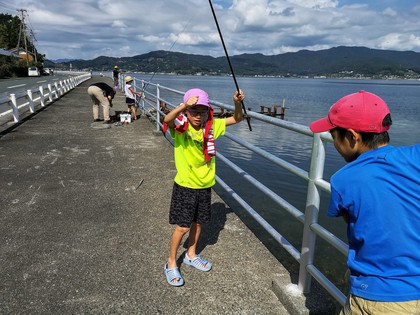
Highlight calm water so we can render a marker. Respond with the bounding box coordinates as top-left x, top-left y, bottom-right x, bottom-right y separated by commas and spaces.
135, 74, 420, 292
